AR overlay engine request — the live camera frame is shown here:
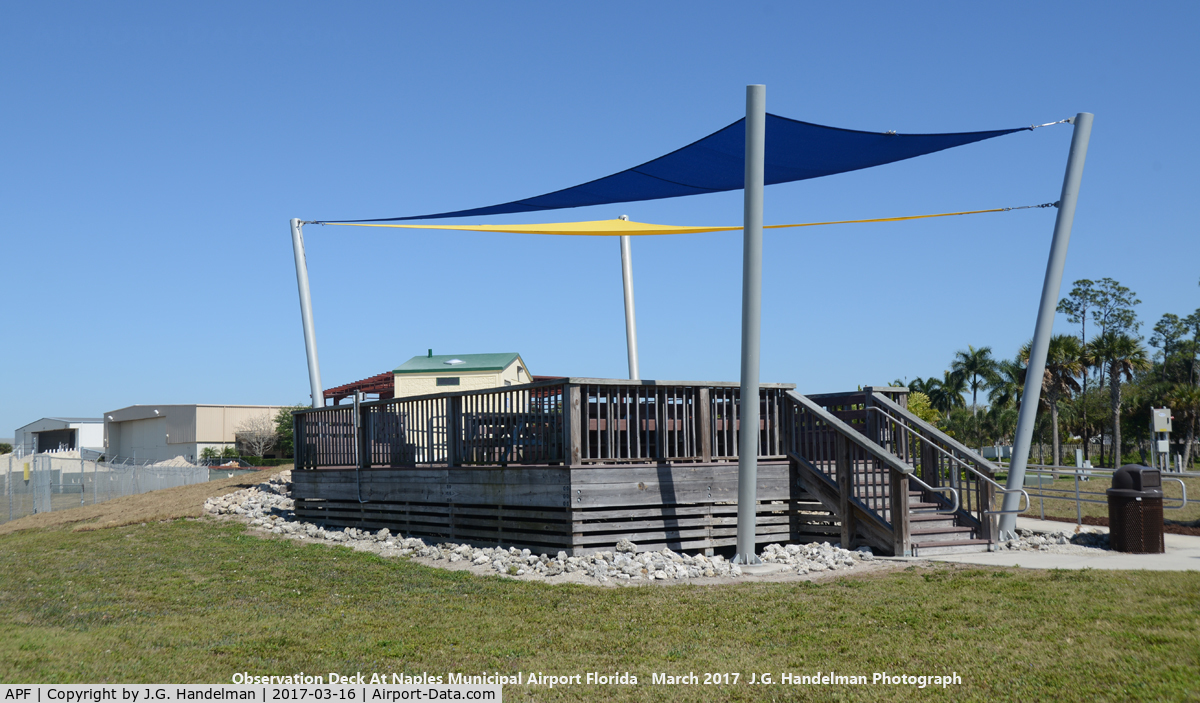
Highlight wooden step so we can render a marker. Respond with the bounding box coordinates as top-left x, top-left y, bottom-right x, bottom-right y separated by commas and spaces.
908, 514, 959, 530
911, 539, 992, 556
909, 526, 976, 543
